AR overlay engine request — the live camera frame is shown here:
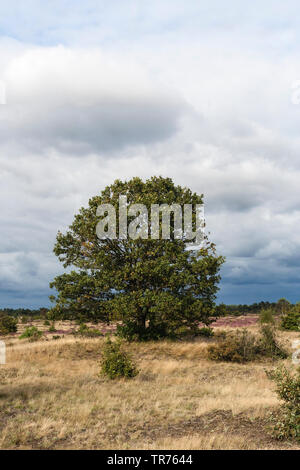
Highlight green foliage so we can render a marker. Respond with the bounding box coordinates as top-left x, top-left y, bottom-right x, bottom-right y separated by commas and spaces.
0, 314, 17, 335
48, 322, 57, 332
19, 326, 43, 342
0, 307, 49, 319
207, 326, 287, 363
214, 329, 227, 340
267, 366, 300, 441
258, 325, 288, 359
49, 270, 111, 322
100, 338, 138, 379
207, 329, 259, 363
224, 301, 280, 316
281, 304, 300, 331
116, 320, 170, 342
195, 327, 214, 337
259, 308, 275, 325
276, 298, 291, 316
44, 319, 51, 326
49, 176, 225, 339
75, 323, 103, 338
214, 303, 228, 317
